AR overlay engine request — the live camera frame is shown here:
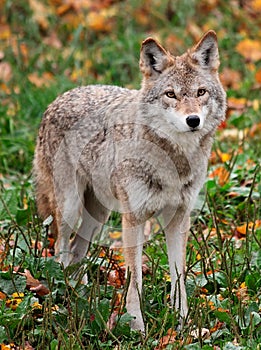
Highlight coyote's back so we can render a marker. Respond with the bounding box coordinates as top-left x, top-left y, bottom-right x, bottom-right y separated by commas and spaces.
34, 31, 226, 332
